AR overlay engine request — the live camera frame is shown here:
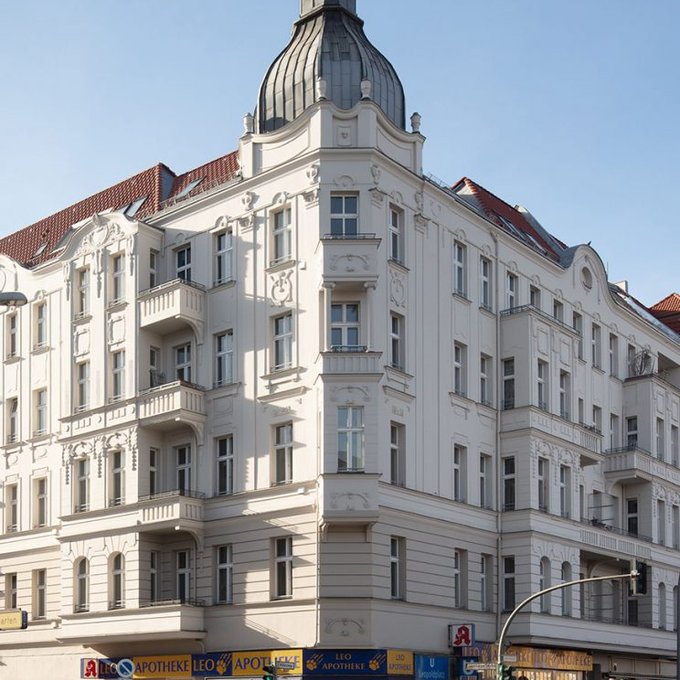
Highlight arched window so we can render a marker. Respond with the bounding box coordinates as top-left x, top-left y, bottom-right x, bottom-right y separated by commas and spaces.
539, 557, 551, 613
74, 558, 89, 613
110, 553, 125, 609
659, 583, 666, 630
561, 562, 572, 616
